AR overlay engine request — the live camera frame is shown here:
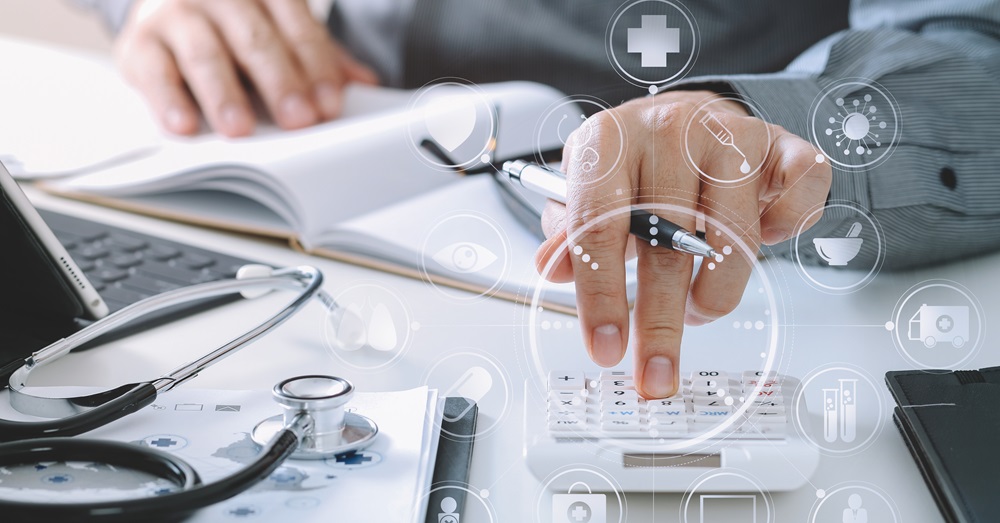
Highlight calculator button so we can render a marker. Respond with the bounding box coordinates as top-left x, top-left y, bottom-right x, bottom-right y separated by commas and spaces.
549, 391, 586, 410
747, 411, 788, 423
647, 398, 685, 412
599, 370, 632, 381
601, 408, 641, 421
601, 419, 642, 431
691, 370, 729, 383
749, 390, 781, 401
549, 419, 586, 431
601, 378, 635, 389
549, 372, 586, 391
648, 420, 688, 435
601, 398, 640, 411
648, 410, 686, 423
548, 409, 586, 422
602, 389, 639, 401
692, 406, 734, 422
